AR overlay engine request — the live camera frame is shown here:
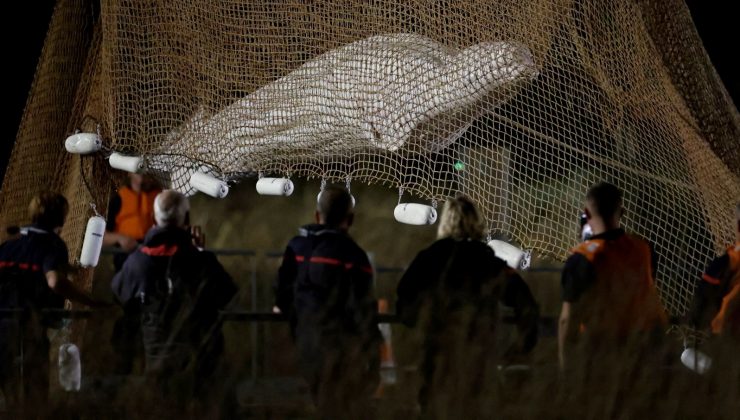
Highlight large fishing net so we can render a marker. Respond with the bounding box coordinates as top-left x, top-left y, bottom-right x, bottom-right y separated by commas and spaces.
1, 0, 738, 317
